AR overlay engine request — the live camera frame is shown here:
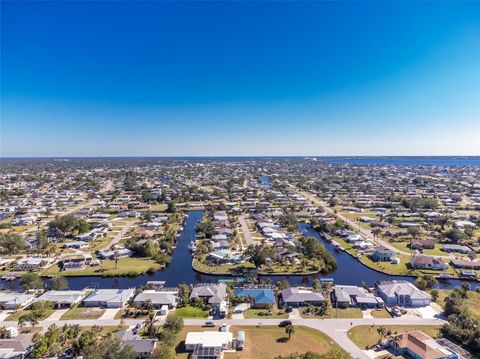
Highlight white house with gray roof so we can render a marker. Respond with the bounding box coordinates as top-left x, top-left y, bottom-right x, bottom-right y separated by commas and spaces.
0, 293, 36, 310
190, 283, 228, 316
83, 289, 135, 308
133, 289, 178, 309
376, 280, 431, 307
280, 288, 325, 307
36, 290, 86, 308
